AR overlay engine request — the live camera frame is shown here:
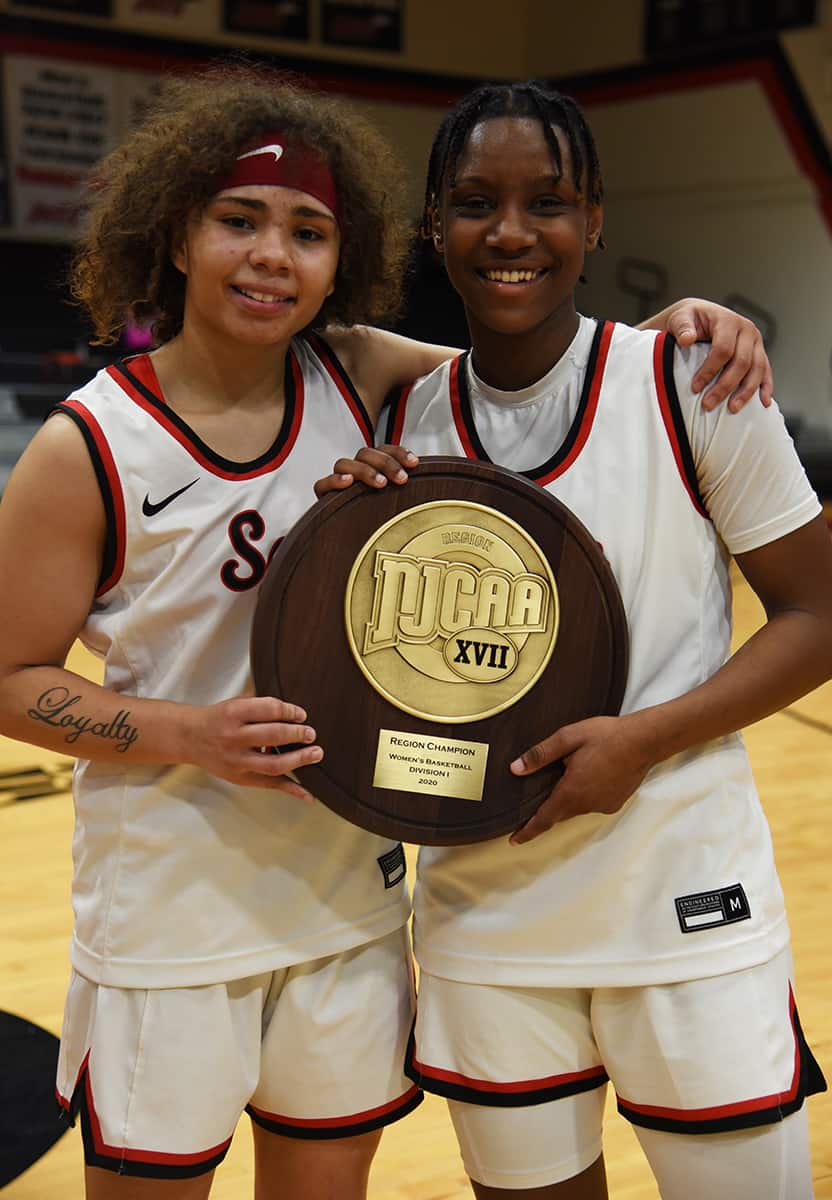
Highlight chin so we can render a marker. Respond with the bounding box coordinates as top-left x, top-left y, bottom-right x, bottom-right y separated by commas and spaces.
478, 313, 549, 337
